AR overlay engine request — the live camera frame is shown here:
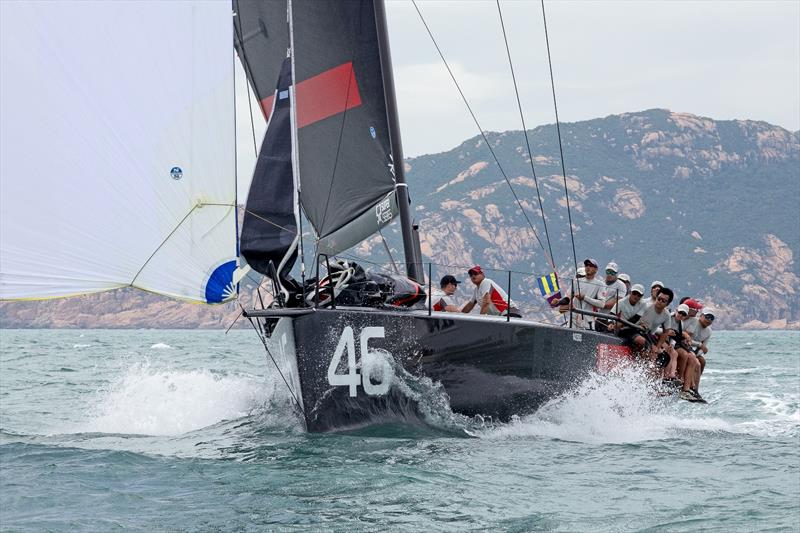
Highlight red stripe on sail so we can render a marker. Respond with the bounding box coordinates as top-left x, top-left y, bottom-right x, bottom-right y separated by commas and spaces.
259, 63, 362, 127
296, 62, 361, 128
